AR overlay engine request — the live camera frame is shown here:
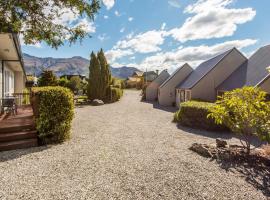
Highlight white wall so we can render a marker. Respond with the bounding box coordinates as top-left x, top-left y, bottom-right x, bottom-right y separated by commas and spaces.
159, 64, 193, 106
191, 49, 247, 102
14, 71, 25, 93
4, 65, 15, 96
146, 70, 170, 101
